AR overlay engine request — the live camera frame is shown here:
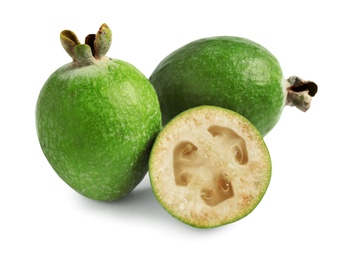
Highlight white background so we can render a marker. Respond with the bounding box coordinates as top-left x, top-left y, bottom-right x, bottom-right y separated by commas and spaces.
1, 0, 348, 259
